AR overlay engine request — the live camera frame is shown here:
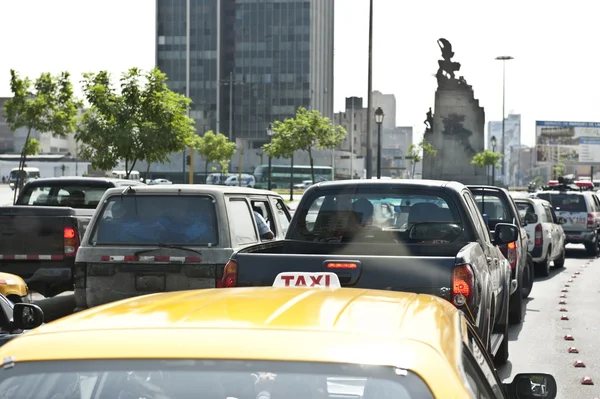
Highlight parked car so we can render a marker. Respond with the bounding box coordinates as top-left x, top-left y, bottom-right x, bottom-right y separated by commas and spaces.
221, 179, 516, 364
74, 185, 291, 310
225, 174, 256, 188
536, 186, 600, 256
0, 275, 557, 398
0, 177, 145, 298
468, 185, 533, 325
514, 197, 566, 276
